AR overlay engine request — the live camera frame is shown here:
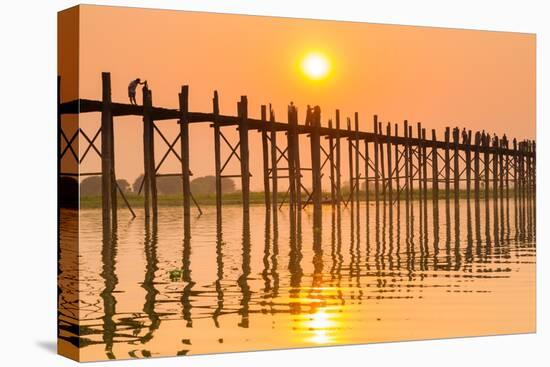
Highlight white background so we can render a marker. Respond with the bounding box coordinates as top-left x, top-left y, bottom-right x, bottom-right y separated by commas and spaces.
0, 1, 548, 366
